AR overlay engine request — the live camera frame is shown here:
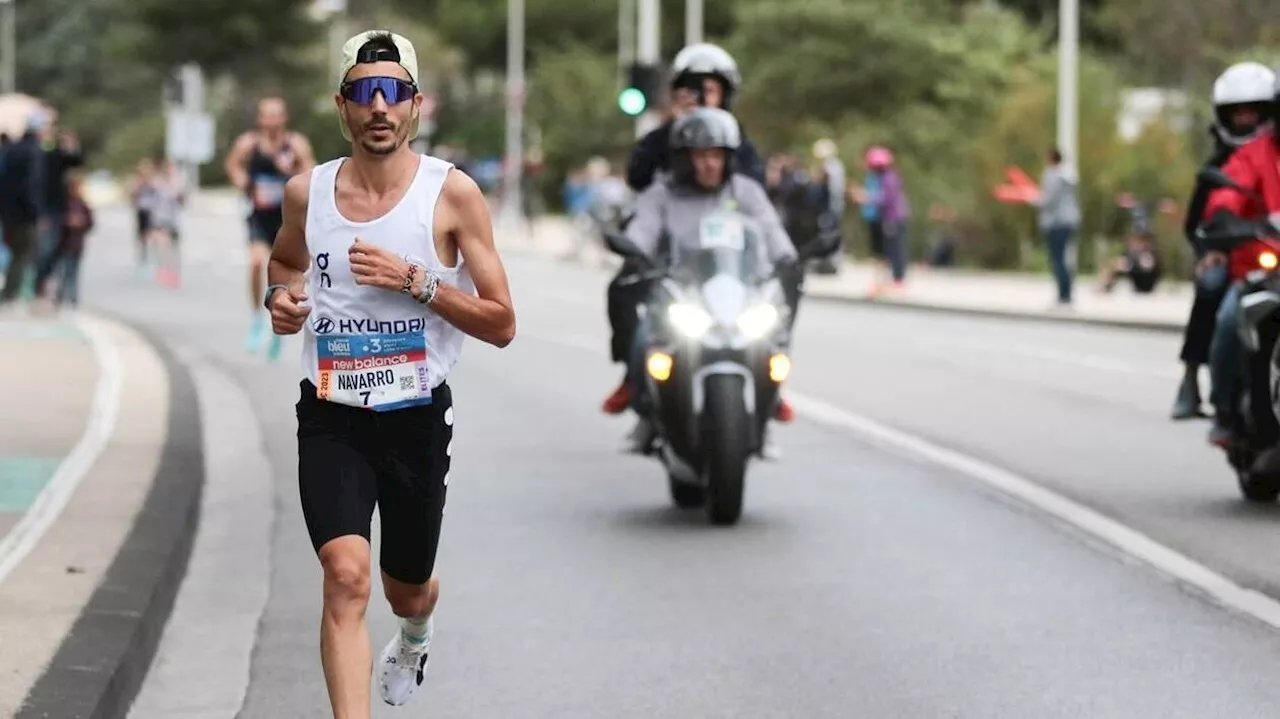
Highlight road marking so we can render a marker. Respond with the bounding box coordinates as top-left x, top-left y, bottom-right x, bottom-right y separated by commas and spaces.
525, 325, 1280, 632
788, 392, 1280, 630
0, 314, 123, 585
